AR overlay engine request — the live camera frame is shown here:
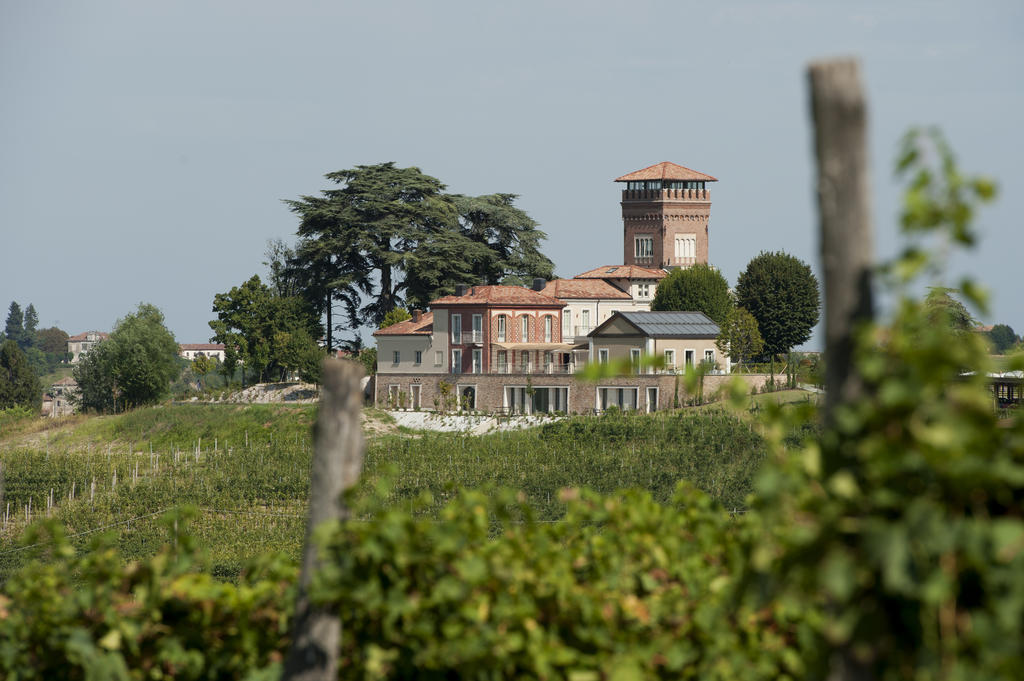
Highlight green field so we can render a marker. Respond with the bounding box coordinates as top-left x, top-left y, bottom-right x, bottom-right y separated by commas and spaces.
0, 400, 804, 581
